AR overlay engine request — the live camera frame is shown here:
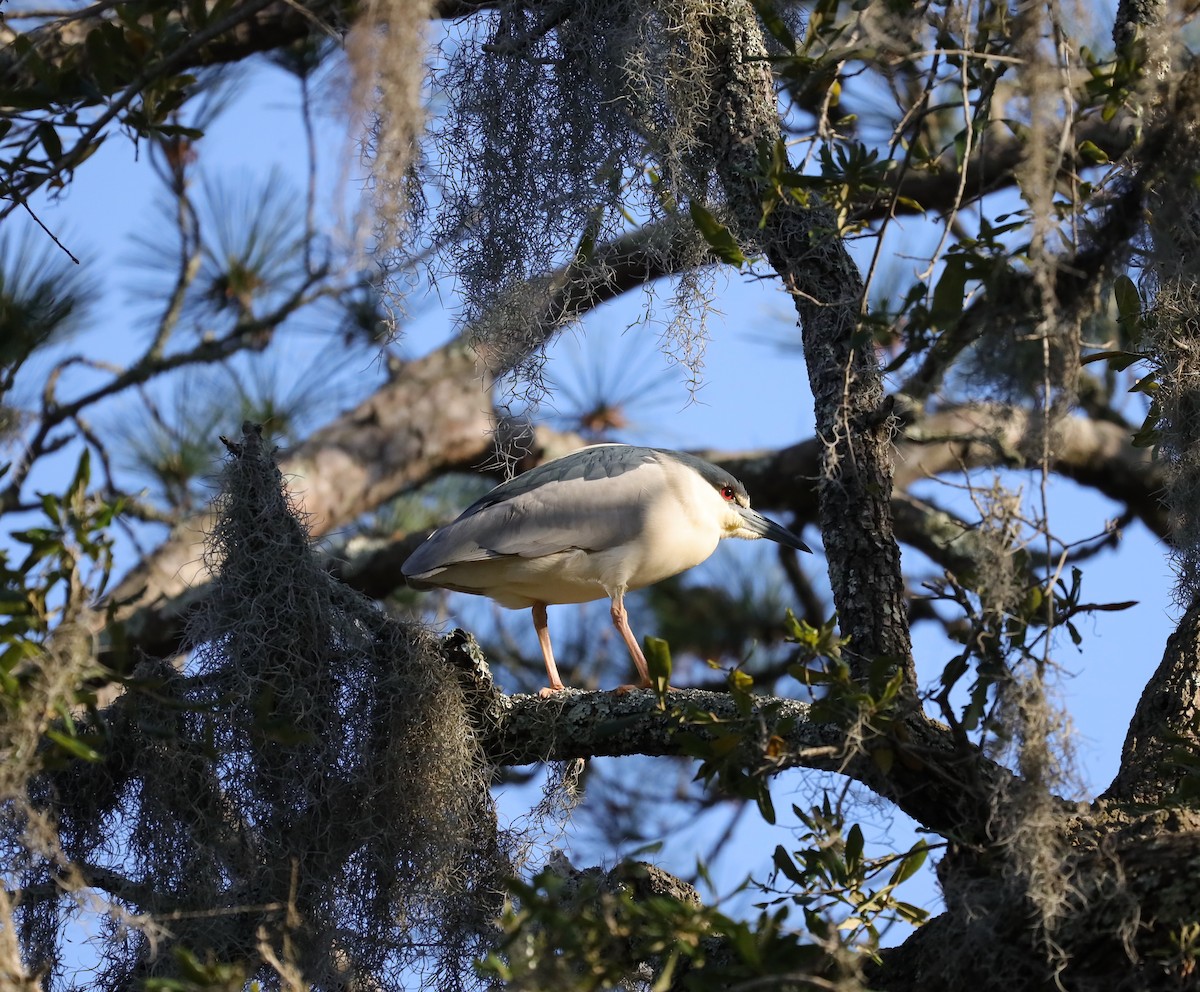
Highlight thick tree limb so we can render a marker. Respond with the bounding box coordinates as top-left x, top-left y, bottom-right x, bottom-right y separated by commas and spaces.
874, 115, 1135, 224
697, 0, 914, 687
1104, 598, 1200, 804
714, 403, 1164, 539
103, 397, 1161, 668
0, 0, 351, 97
892, 403, 1167, 537
443, 630, 1034, 843
874, 810, 1200, 992
105, 342, 495, 647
